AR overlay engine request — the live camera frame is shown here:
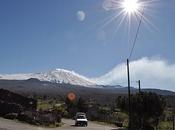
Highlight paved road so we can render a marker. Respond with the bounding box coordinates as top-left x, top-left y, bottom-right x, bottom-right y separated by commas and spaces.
0, 118, 121, 130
